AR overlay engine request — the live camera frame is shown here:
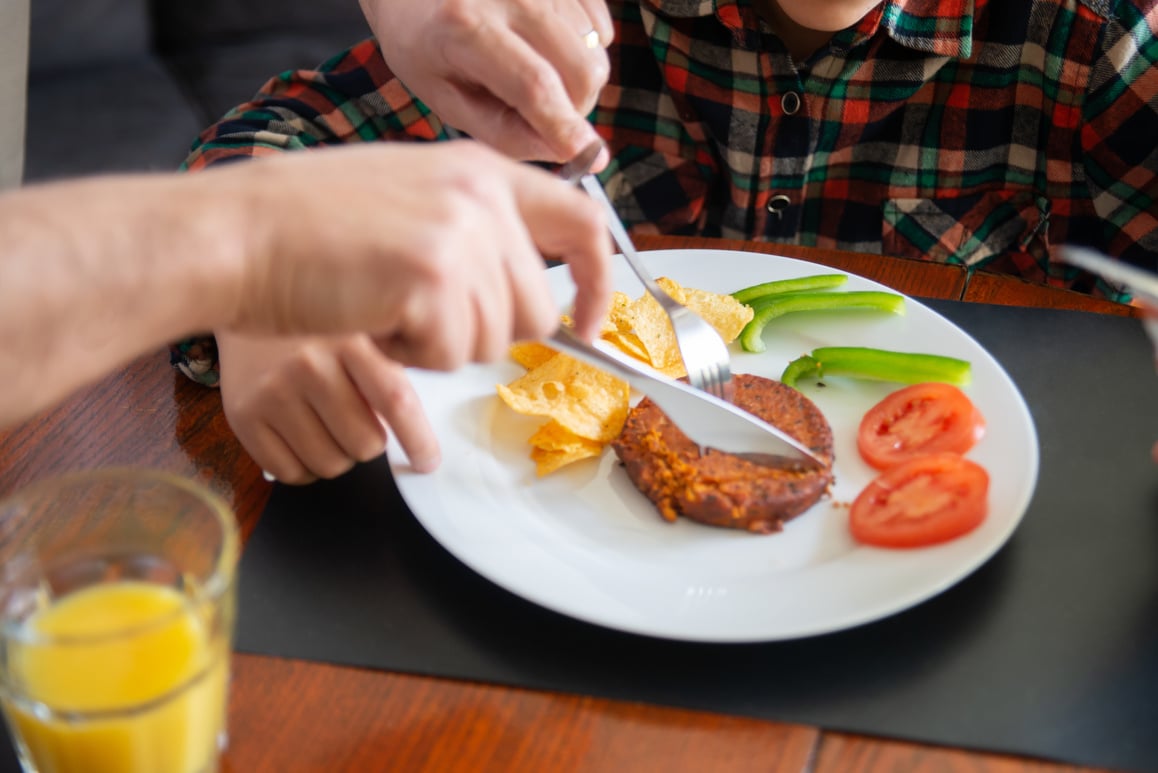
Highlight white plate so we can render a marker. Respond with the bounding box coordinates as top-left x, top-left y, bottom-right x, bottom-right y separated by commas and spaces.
387, 249, 1039, 642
